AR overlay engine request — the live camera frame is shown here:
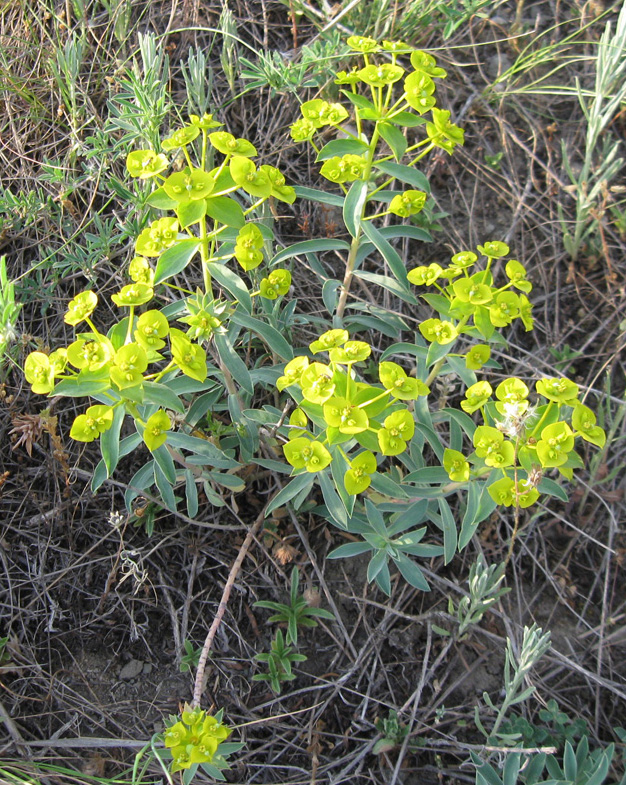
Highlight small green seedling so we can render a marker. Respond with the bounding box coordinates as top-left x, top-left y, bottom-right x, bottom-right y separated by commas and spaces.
252, 629, 307, 695
254, 566, 334, 646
